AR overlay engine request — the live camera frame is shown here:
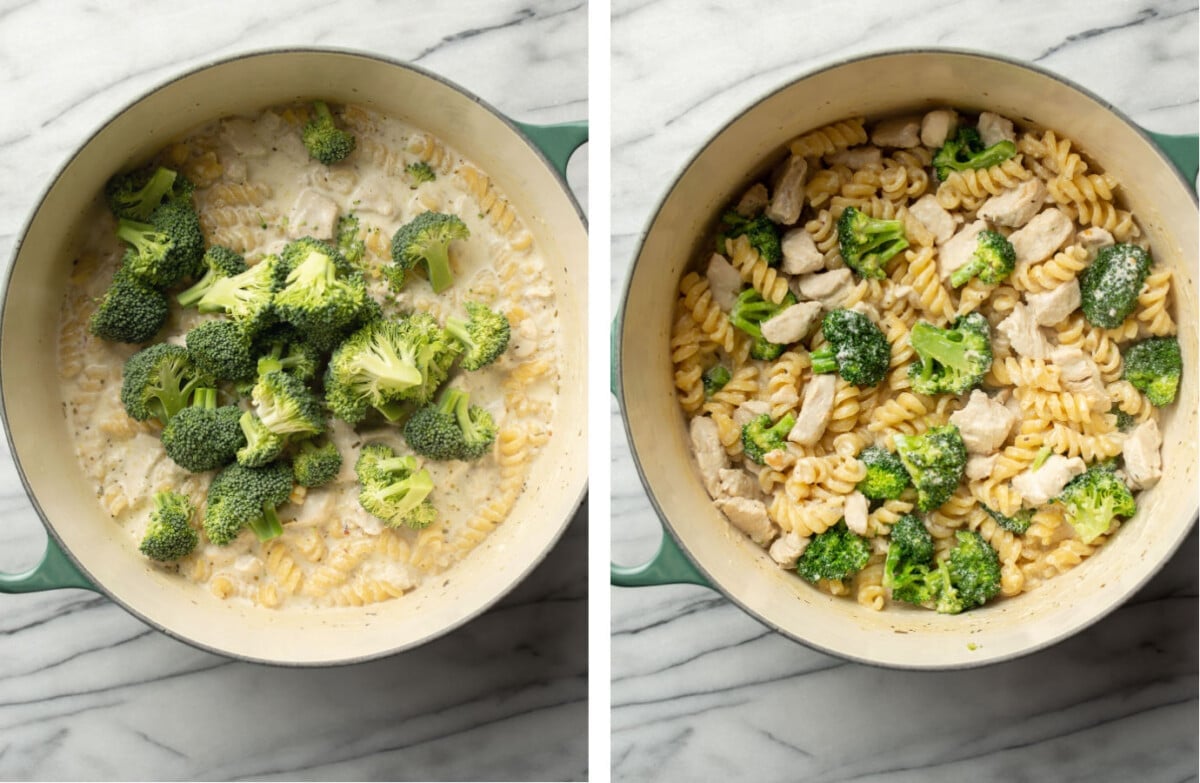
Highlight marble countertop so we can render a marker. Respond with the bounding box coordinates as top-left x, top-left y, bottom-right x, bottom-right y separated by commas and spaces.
611, 1, 1198, 781
0, 1, 587, 781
